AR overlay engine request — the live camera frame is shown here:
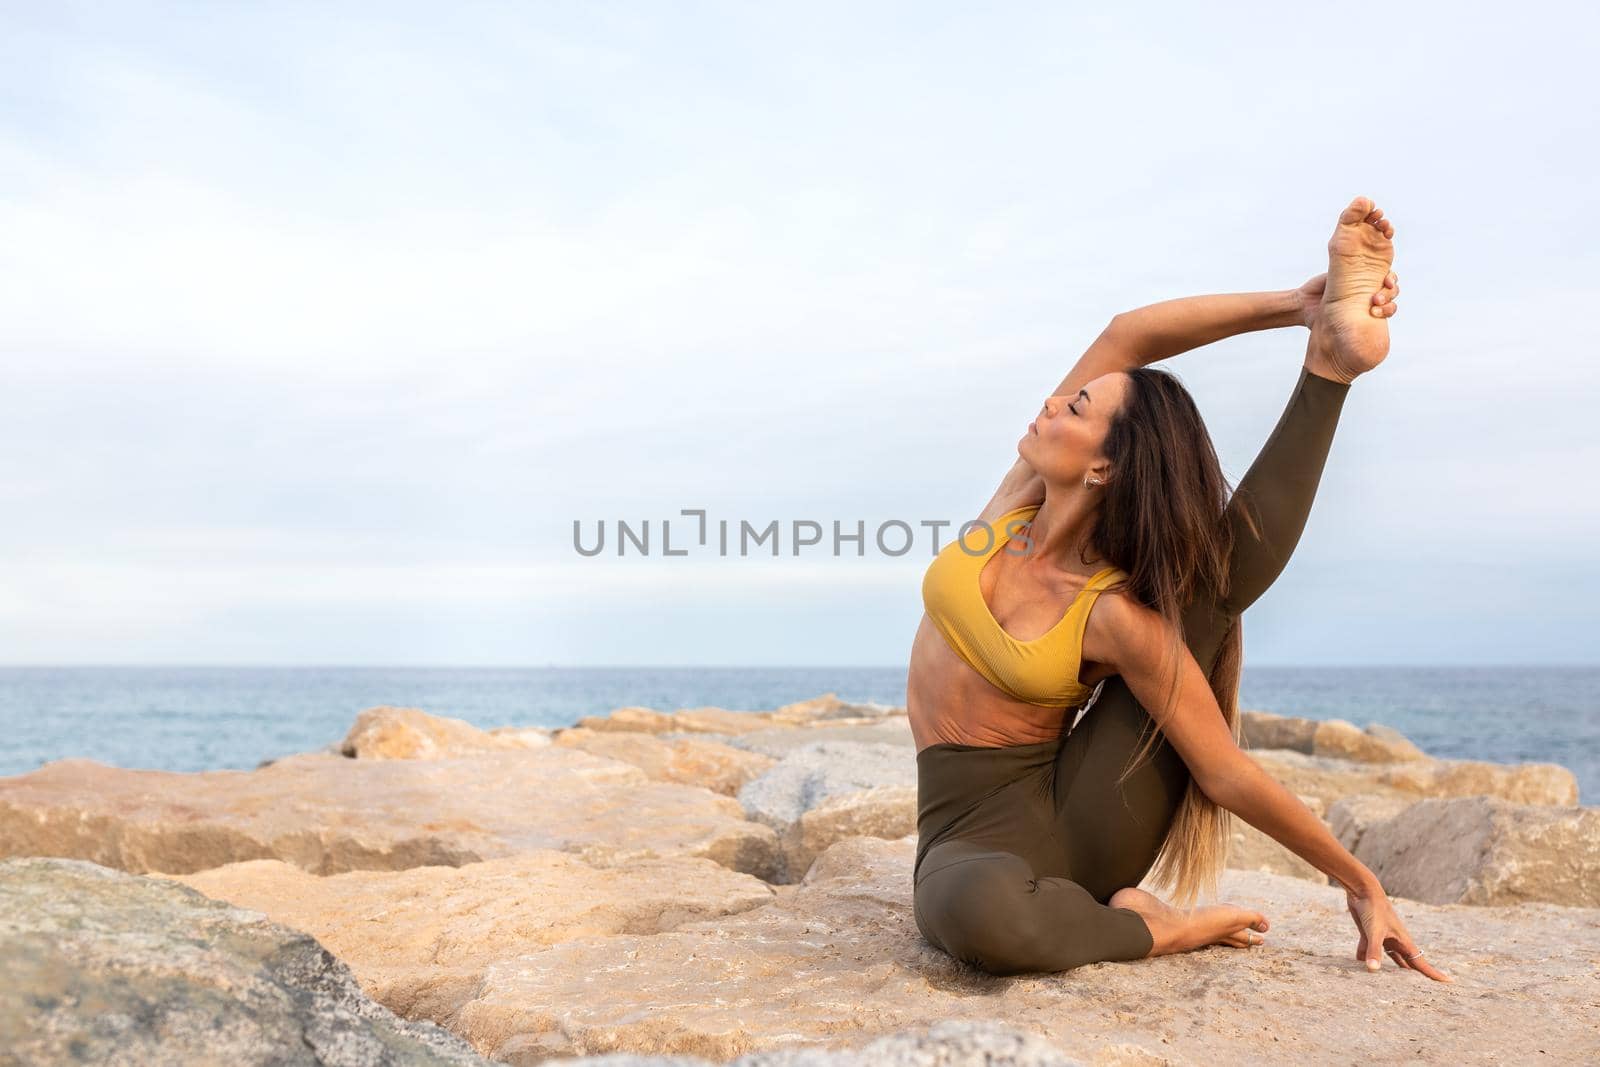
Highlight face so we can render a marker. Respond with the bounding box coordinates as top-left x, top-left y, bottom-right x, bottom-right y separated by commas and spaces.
1017, 371, 1131, 488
